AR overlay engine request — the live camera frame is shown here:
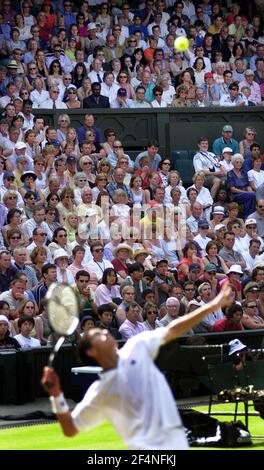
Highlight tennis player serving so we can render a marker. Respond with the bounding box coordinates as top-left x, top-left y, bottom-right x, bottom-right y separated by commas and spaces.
41, 283, 231, 450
